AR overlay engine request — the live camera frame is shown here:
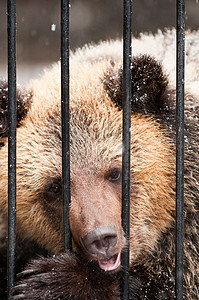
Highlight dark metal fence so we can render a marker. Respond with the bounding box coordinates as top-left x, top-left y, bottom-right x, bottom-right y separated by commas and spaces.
7, 0, 17, 298
176, 1, 185, 299
7, 0, 185, 299
61, 0, 71, 251
121, 1, 132, 298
